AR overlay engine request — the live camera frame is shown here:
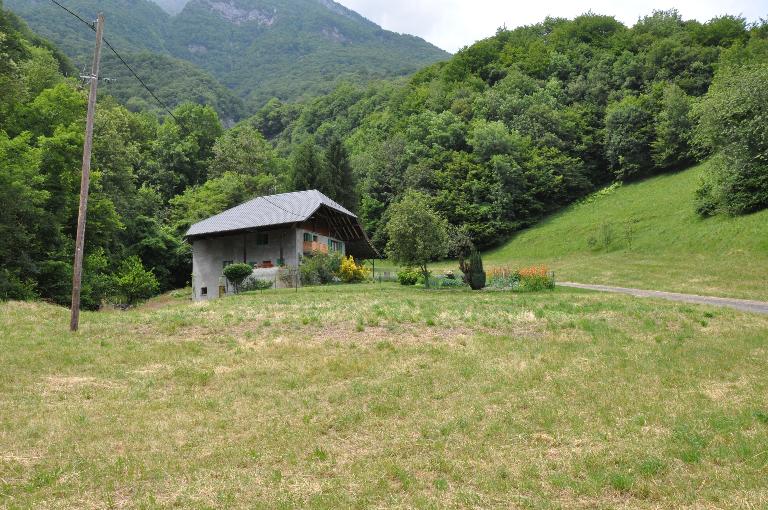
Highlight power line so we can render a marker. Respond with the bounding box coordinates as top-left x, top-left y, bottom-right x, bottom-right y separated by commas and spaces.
260, 195, 306, 220
49, 0, 94, 29
47, 0, 178, 122
101, 38, 178, 121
